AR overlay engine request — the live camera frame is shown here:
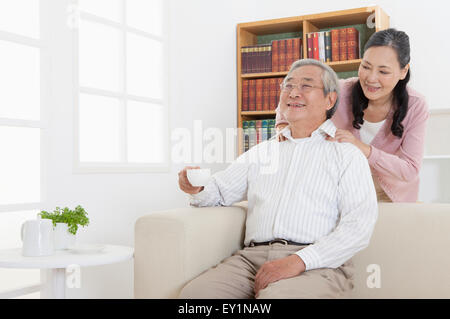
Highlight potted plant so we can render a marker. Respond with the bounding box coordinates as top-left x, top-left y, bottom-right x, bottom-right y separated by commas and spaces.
39, 205, 89, 250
